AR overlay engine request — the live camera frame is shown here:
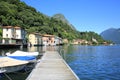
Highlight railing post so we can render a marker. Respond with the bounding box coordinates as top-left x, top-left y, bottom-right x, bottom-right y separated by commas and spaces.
60, 49, 66, 60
